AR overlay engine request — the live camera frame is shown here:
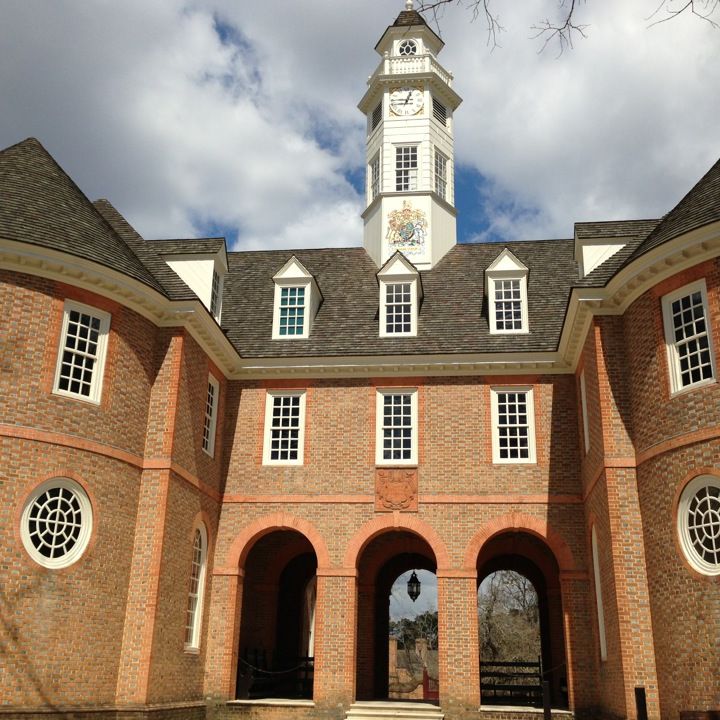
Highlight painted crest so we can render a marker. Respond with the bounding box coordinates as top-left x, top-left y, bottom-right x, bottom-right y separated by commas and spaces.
376, 469, 417, 511
386, 201, 427, 256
